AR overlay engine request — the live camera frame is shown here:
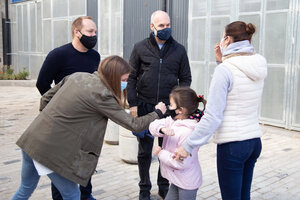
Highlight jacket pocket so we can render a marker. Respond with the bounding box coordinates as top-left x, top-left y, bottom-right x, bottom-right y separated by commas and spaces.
137, 70, 147, 89
72, 150, 99, 180
137, 68, 154, 91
